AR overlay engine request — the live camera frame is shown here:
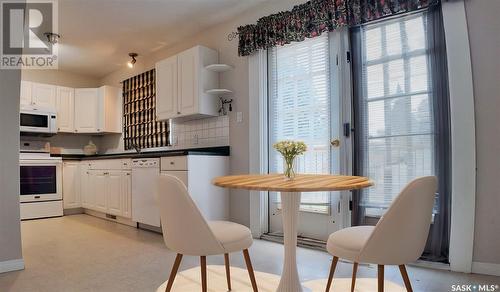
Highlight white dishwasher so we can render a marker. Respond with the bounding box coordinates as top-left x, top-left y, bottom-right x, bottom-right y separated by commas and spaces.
131, 158, 161, 227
